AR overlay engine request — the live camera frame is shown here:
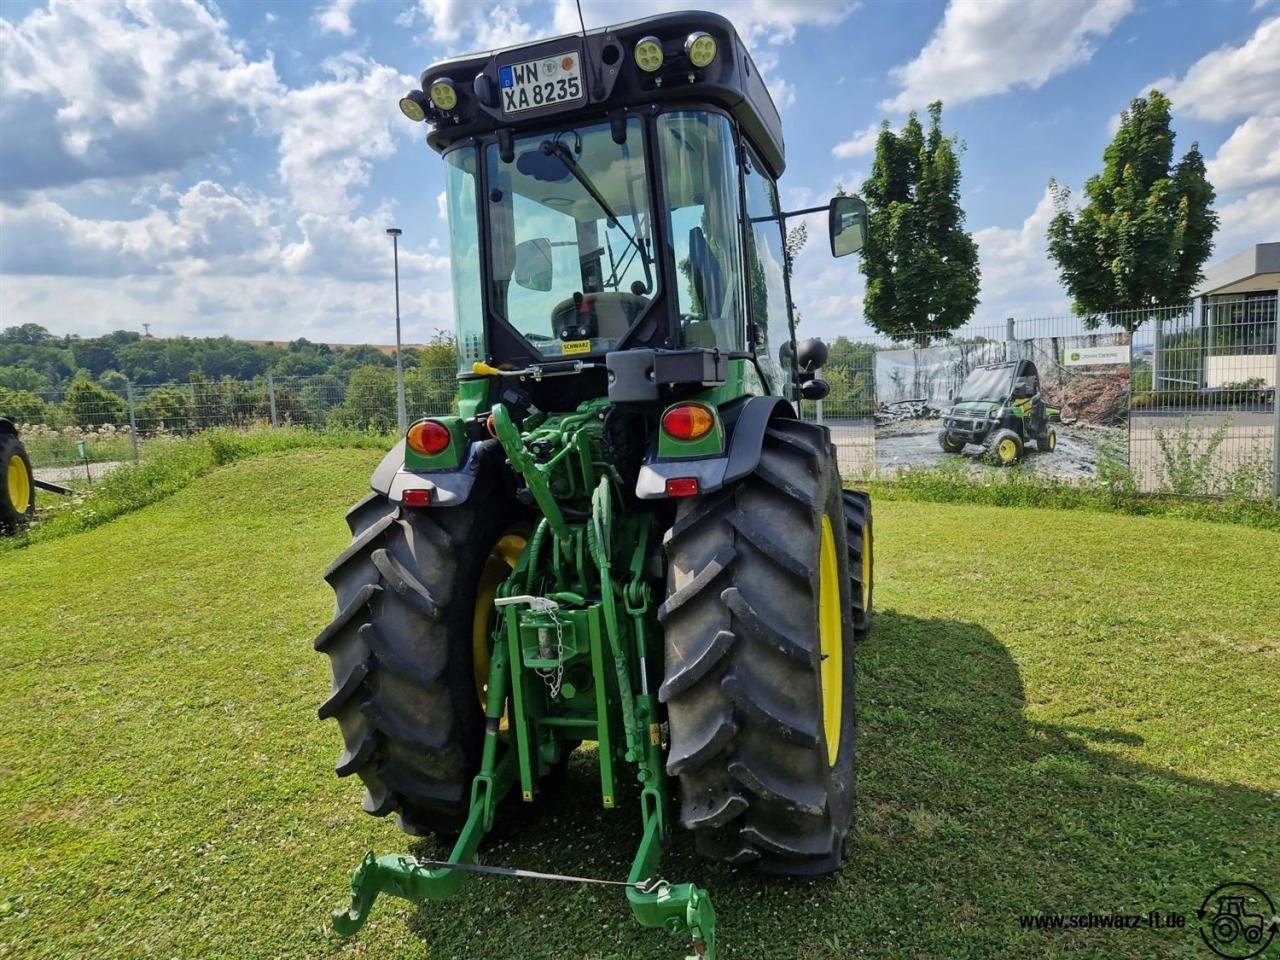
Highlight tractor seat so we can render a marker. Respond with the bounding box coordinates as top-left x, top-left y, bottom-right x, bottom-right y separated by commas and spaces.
552, 292, 649, 342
